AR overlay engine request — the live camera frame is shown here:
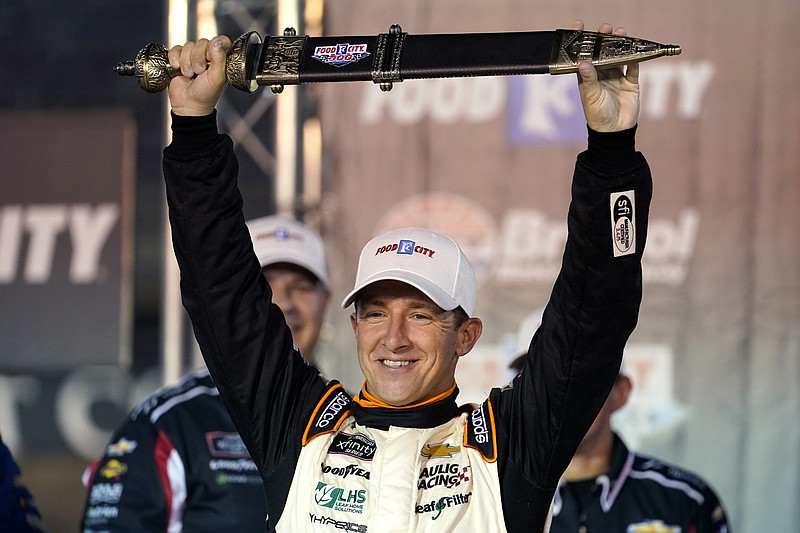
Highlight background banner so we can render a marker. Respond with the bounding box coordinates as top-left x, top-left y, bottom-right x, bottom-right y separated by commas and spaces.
0, 110, 135, 370
310, 2, 800, 531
